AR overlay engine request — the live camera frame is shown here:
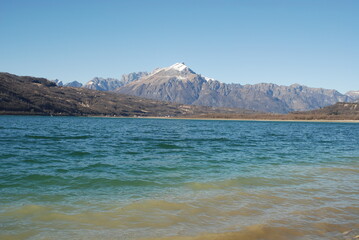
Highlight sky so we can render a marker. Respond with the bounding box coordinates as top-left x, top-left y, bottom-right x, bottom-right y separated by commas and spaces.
0, 0, 358, 93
